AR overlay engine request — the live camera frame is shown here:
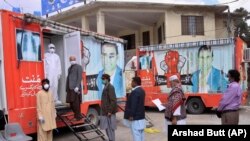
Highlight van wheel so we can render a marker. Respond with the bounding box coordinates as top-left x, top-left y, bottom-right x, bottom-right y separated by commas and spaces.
186, 98, 205, 114
86, 108, 99, 126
